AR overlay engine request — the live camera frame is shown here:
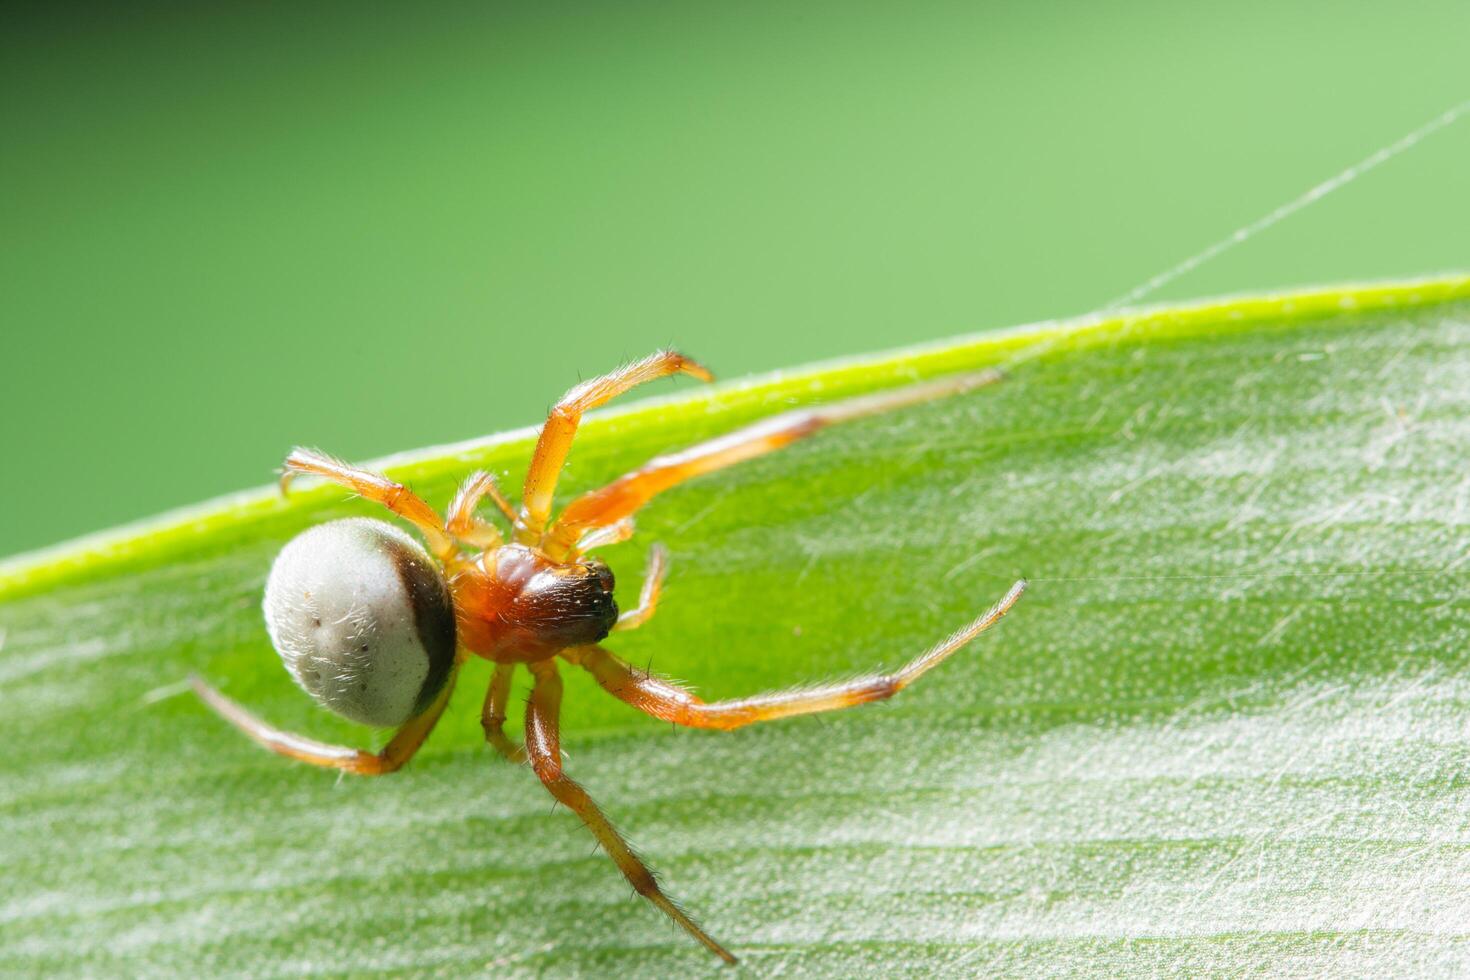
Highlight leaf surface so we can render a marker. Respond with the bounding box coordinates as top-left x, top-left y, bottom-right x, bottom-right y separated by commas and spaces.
4, 276, 1470, 976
